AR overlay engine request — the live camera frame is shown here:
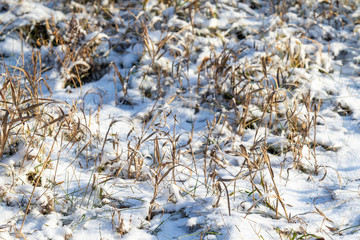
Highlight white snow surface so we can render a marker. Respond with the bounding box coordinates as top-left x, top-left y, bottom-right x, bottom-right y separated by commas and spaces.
0, 0, 360, 239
